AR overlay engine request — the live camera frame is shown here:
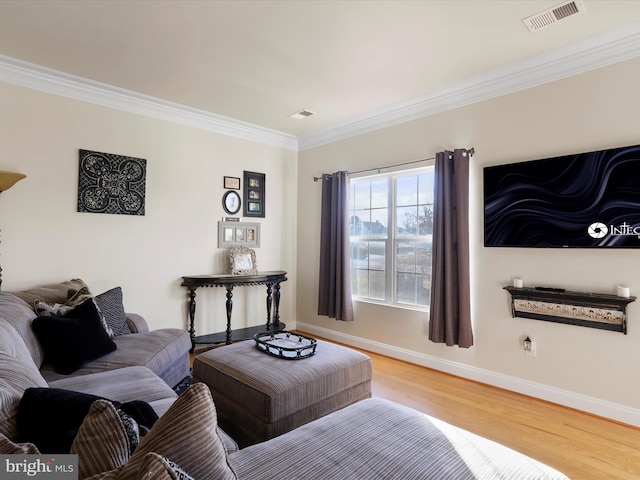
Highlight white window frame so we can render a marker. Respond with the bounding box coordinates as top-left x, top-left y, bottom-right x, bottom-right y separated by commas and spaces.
349, 164, 434, 310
